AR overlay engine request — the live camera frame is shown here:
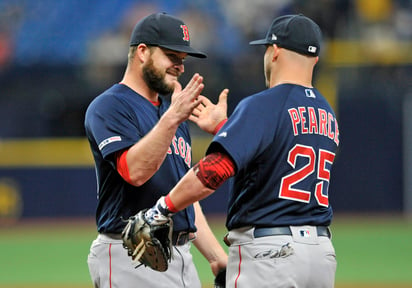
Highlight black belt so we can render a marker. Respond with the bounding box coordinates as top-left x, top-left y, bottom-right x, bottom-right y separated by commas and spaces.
172, 231, 197, 246
103, 231, 196, 246
254, 226, 331, 238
